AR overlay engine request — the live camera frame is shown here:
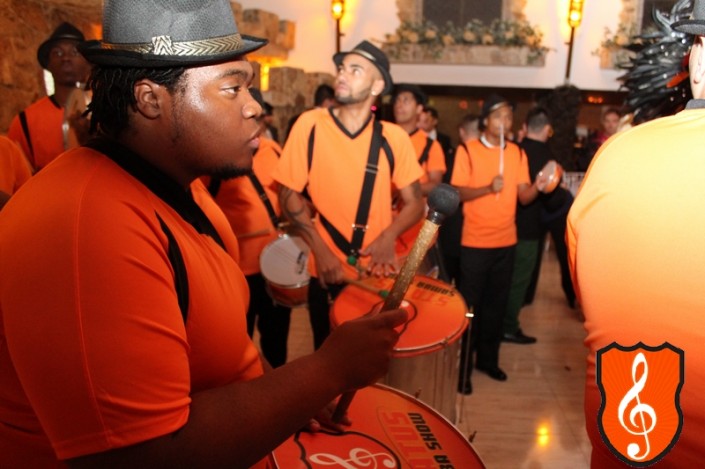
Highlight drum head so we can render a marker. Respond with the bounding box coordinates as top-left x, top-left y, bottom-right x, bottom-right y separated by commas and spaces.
259, 235, 310, 287
332, 276, 468, 357
272, 384, 486, 468
539, 161, 562, 193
